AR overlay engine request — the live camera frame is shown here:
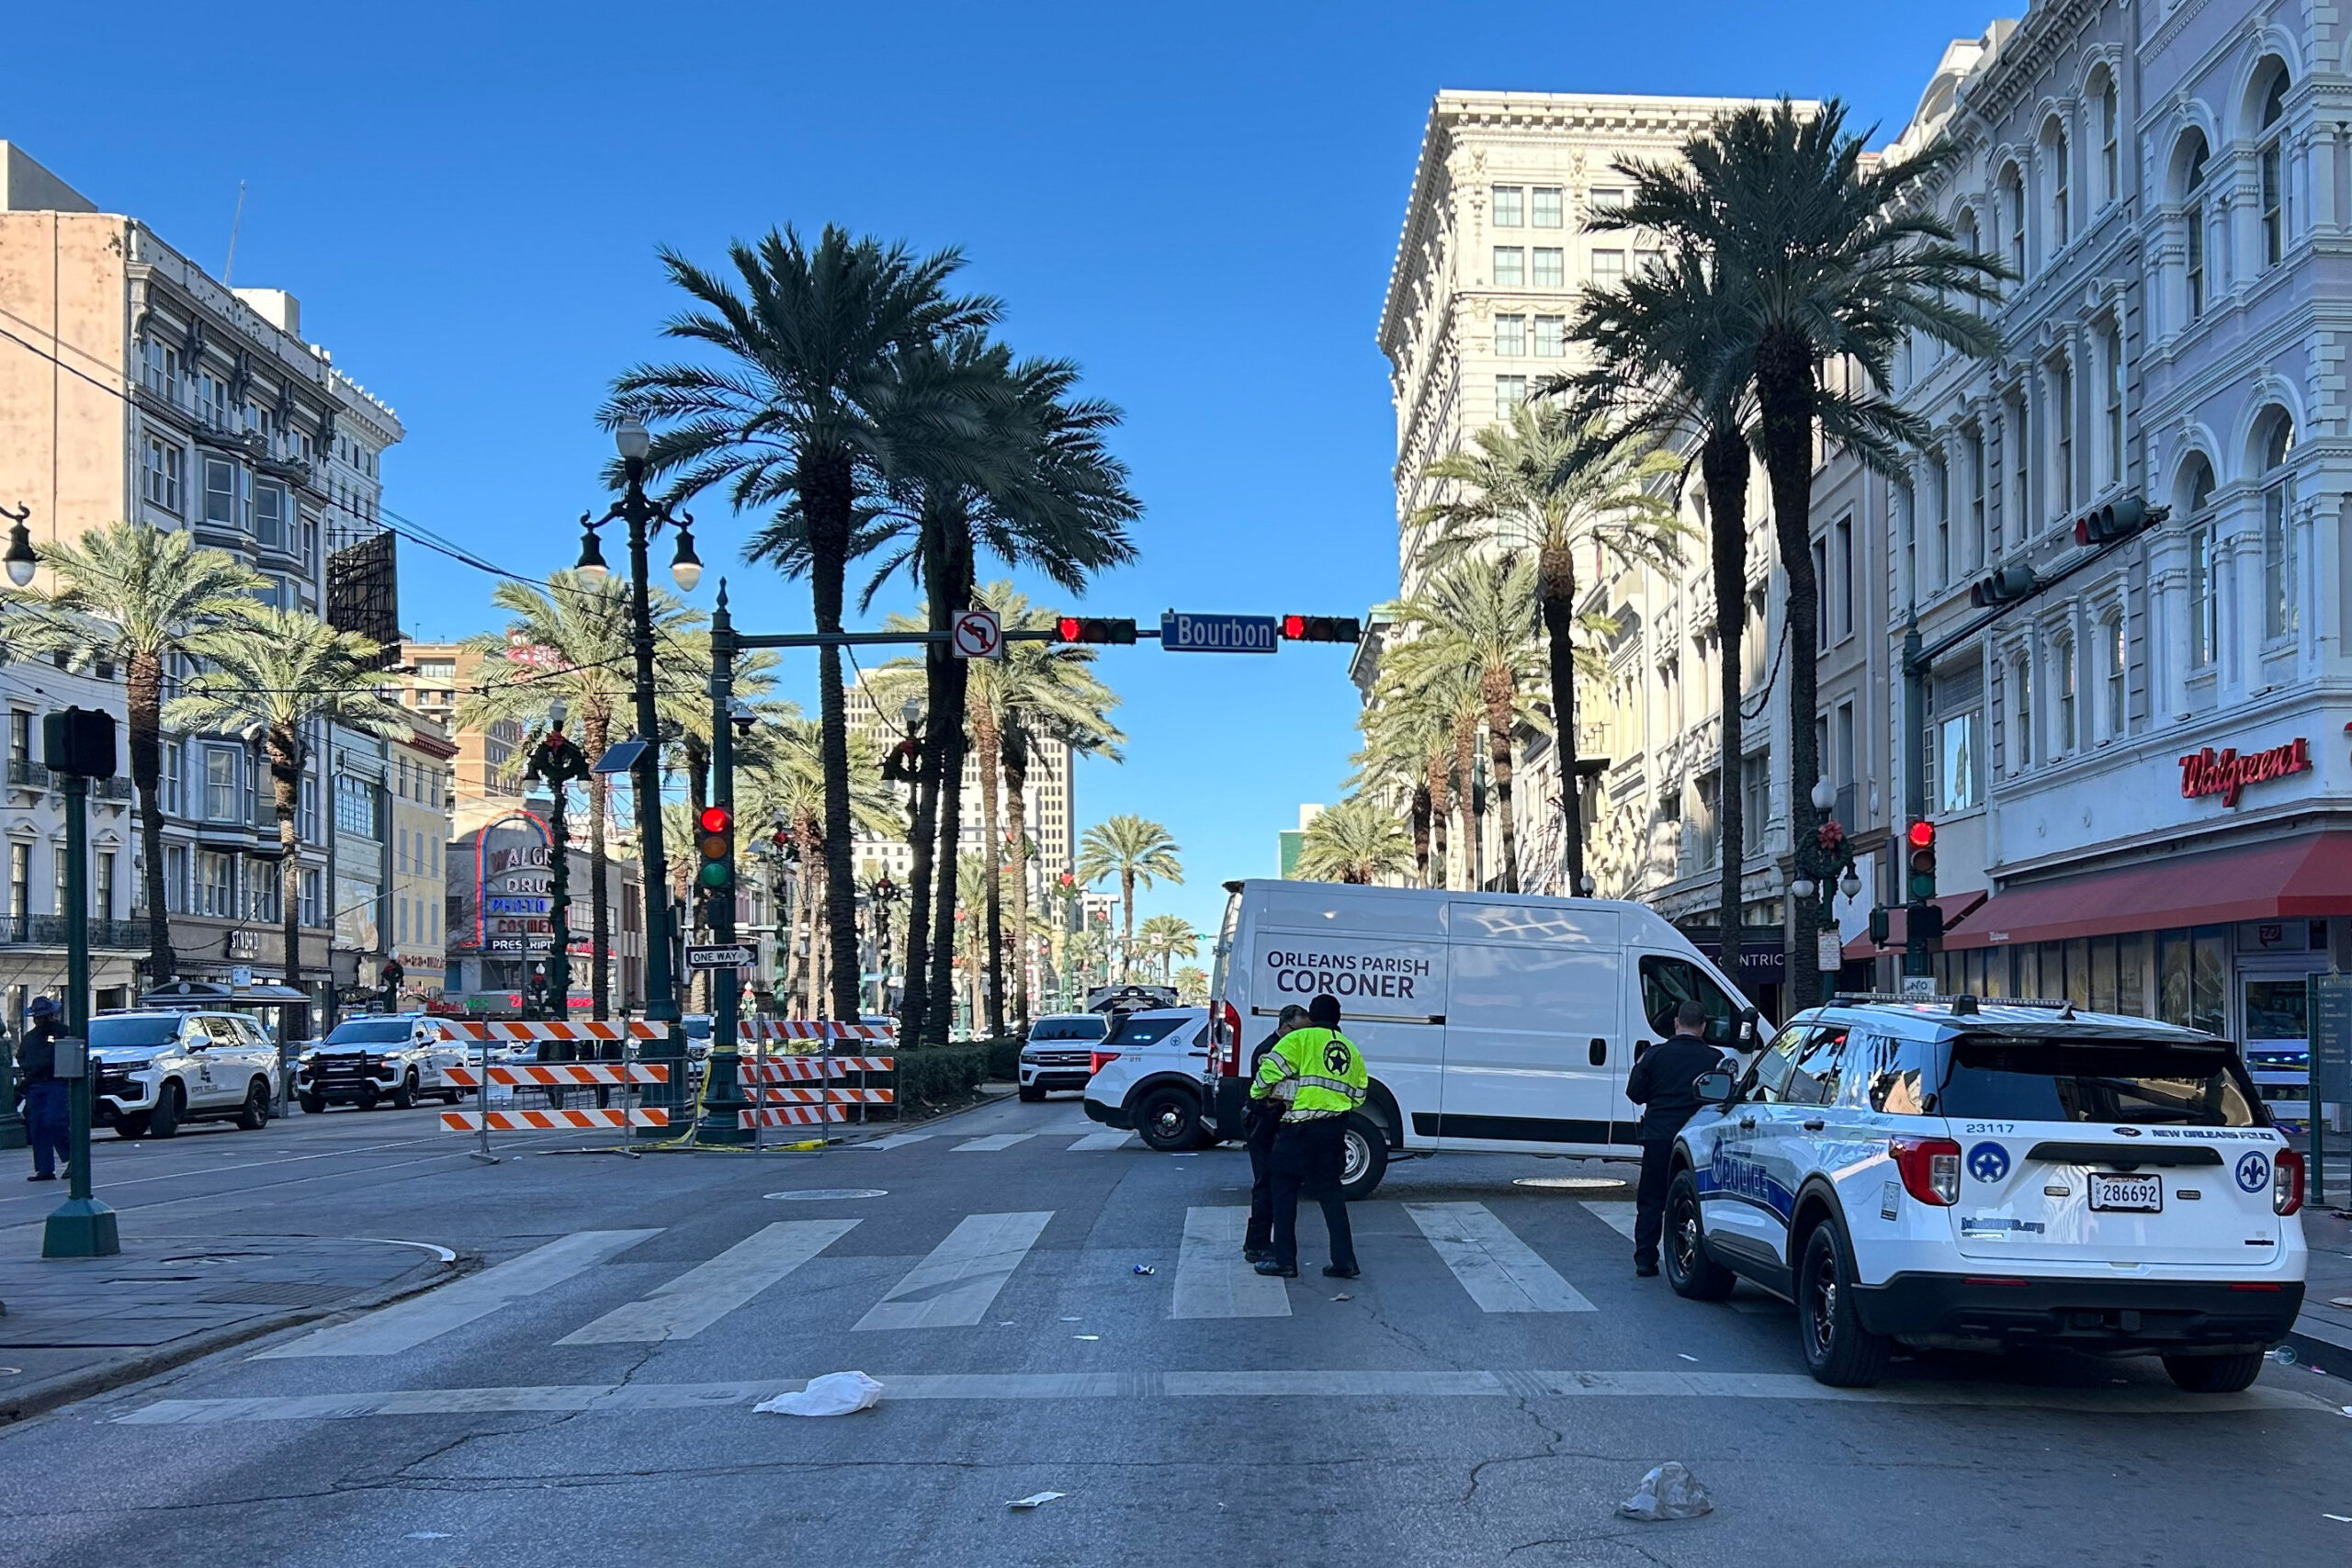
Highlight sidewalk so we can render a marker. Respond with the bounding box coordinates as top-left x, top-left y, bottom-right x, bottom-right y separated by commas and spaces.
0, 1234, 461, 1427
2287, 1204, 2352, 1382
